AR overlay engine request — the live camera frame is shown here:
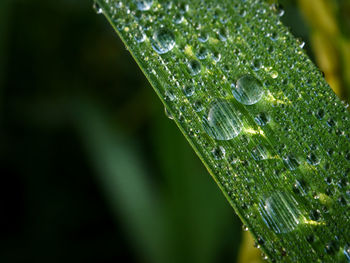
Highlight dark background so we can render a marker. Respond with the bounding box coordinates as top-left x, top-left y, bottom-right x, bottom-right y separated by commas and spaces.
0, 0, 349, 262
